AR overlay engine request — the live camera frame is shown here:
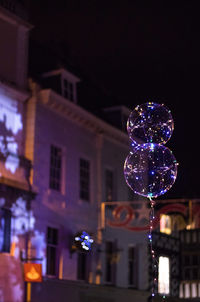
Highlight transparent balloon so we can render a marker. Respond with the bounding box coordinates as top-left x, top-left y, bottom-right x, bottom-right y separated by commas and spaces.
127, 102, 174, 145
124, 143, 178, 198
